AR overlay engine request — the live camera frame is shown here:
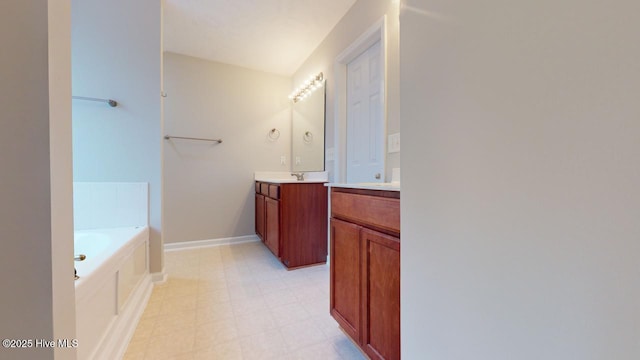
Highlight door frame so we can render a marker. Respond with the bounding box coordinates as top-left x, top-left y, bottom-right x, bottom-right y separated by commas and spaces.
334, 16, 388, 183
